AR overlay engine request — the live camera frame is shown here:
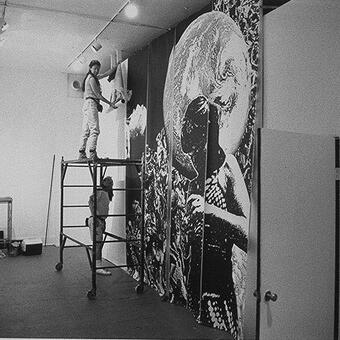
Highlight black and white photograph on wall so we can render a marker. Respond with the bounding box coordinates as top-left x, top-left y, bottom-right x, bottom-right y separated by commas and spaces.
202, 1, 260, 339
163, 1, 261, 340
125, 1, 260, 338
1, 0, 338, 339
143, 5, 212, 304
